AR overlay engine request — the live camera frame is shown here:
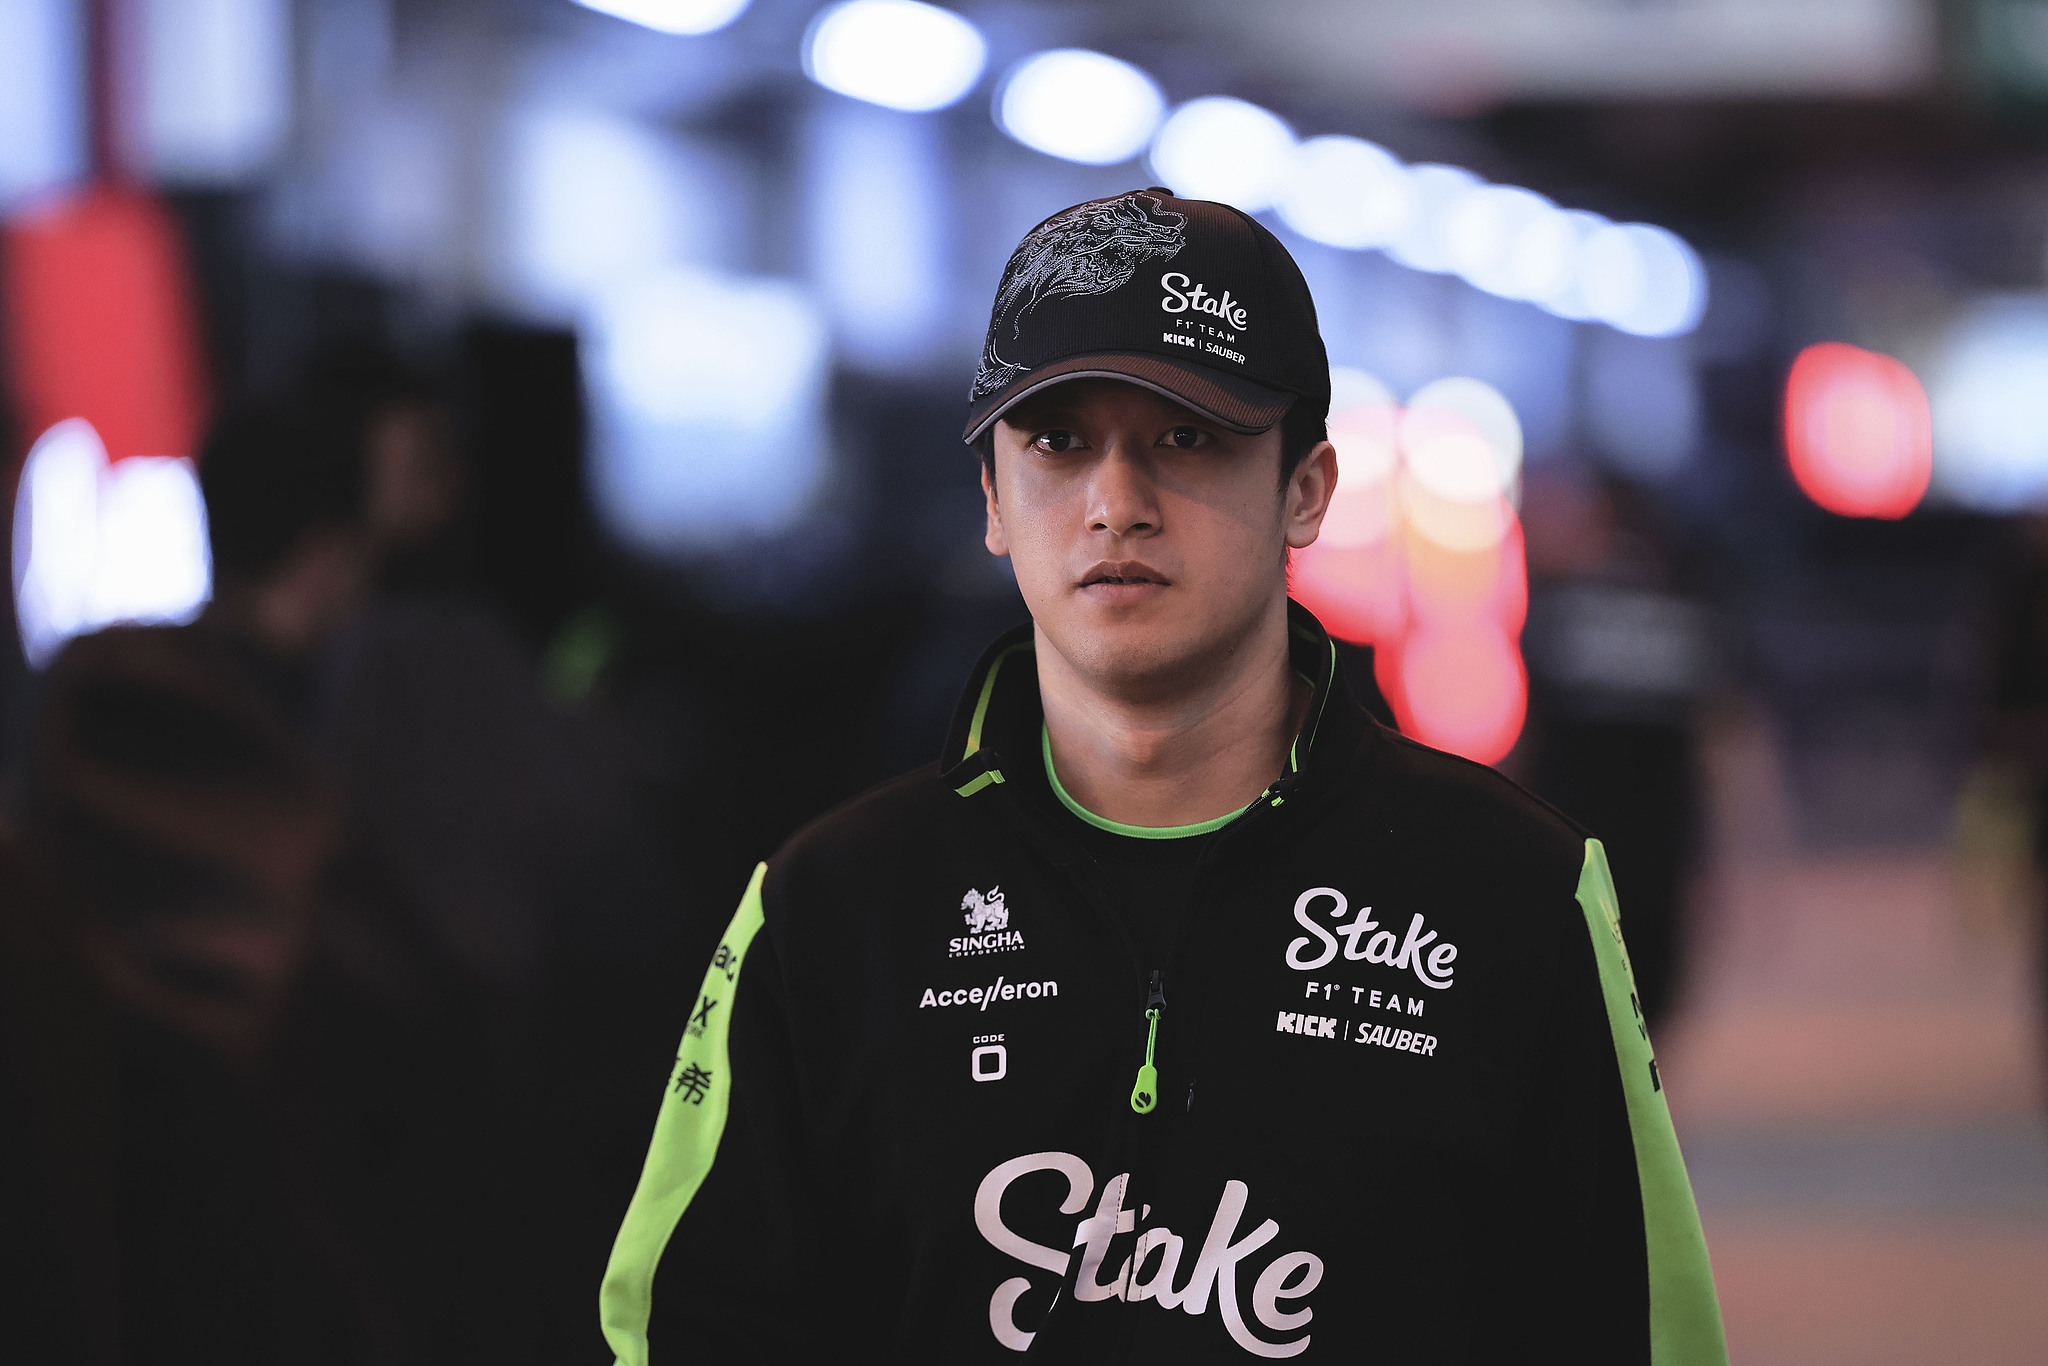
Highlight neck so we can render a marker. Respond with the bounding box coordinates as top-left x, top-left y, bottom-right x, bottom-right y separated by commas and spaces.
1037, 607, 1307, 829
